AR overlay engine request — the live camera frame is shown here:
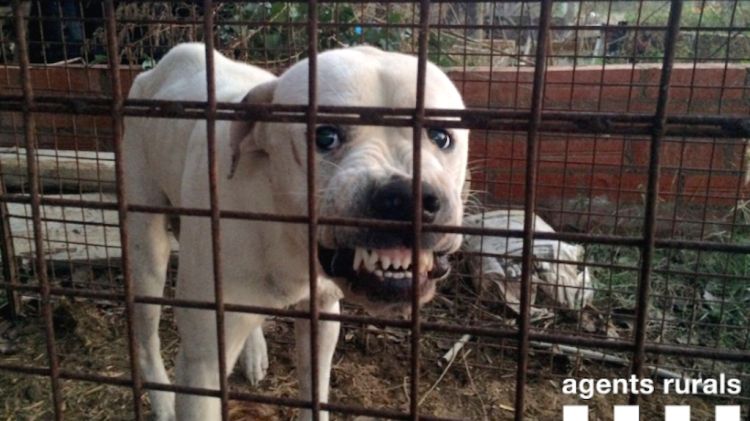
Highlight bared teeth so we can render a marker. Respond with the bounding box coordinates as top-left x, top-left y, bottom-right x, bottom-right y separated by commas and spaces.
381, 256, 392, 270
353, 248, 364, 271
365, 250, 377, 272
402, 254, 412, 270
370, 250, 380, 268
353, 247, 435, 275
392, 256, 402, 270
